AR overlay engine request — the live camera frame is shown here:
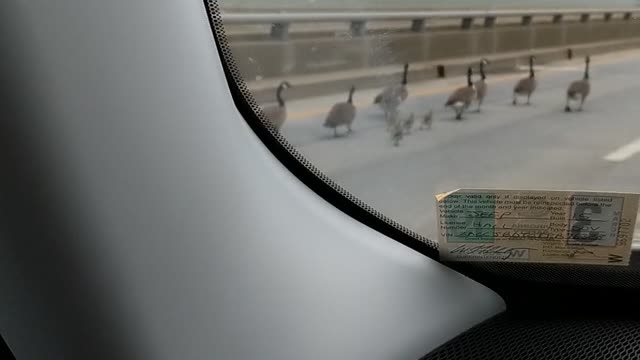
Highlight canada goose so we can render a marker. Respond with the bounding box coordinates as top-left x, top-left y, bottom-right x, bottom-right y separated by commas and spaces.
565, 56, 591, 112
475, 58, 490, 112
388, 109, 413, 146
419, 110, 433, 130
374, 63, 409, 118
513, 56, 537, 105
445, 67, 476, 120
324, 85, 357, 137
261, 81, 292, 130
